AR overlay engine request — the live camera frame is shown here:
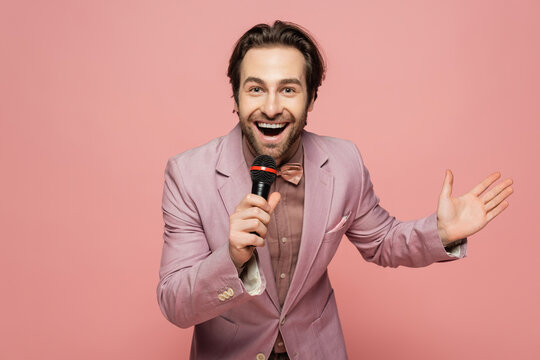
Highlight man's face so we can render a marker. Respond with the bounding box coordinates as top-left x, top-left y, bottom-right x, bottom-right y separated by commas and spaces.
235, 46, 314, 166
